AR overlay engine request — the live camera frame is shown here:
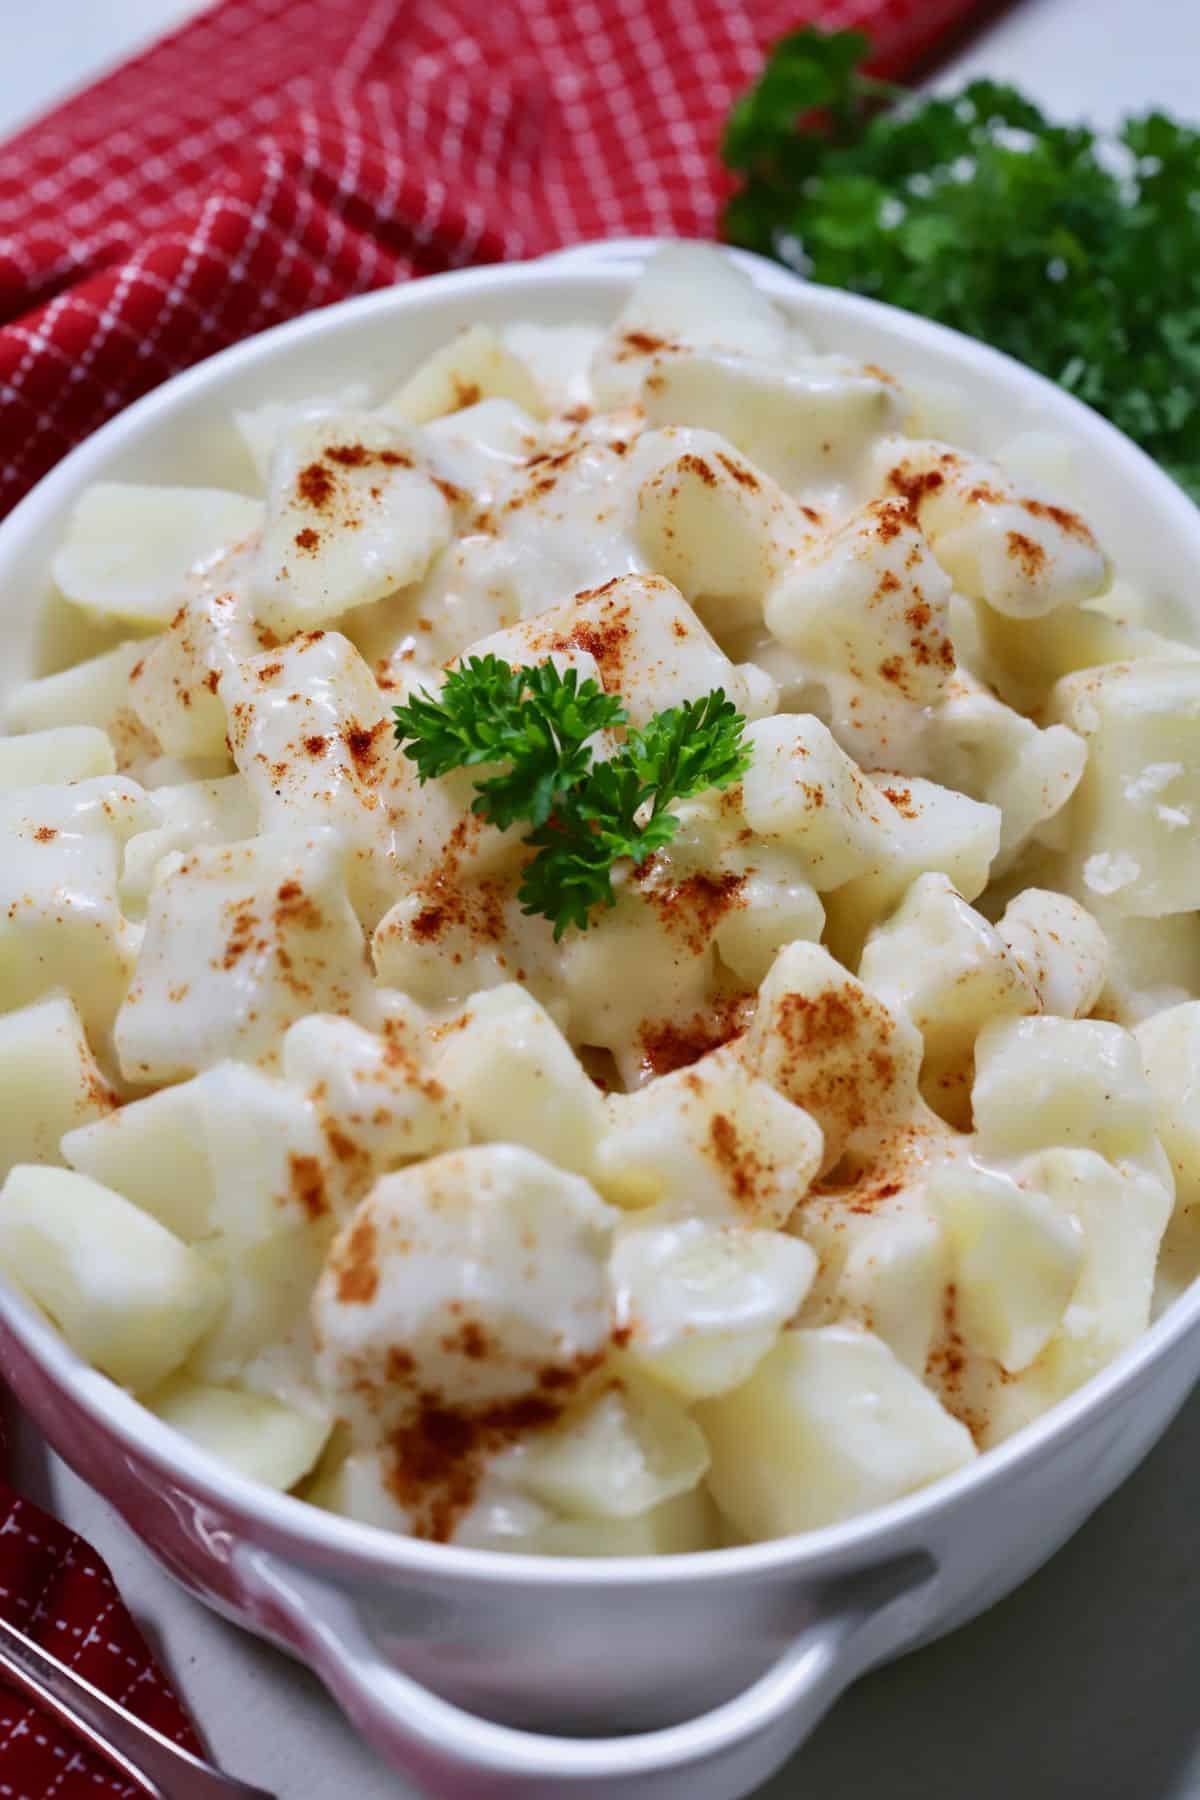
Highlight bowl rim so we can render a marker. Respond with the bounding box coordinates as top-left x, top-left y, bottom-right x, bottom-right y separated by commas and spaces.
2, 239, 1200, 1591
